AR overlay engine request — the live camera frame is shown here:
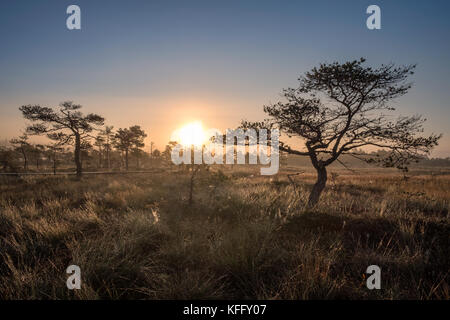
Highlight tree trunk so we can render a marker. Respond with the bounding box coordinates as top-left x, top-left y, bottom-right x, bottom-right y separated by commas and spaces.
125, 149, 129, 171
106, 148, 110, 169
150, 143, 153, 168
307, 166, 327, 207
21, 148, 28, 172
74, 134, 82, 178
98, 147, 102, 169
